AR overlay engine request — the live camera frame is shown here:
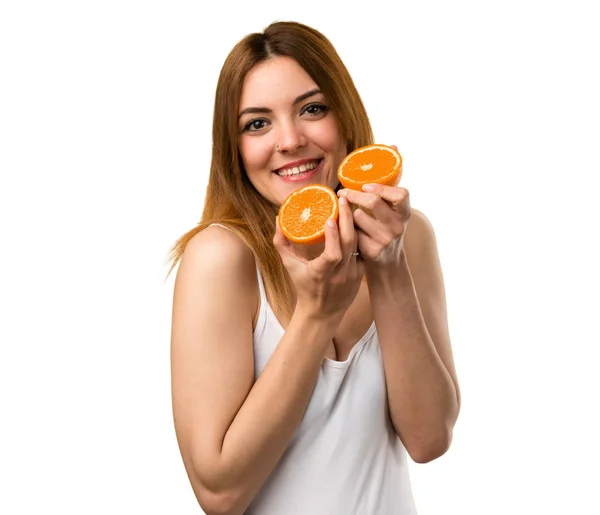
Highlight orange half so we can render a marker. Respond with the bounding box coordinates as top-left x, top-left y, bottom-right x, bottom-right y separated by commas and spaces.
278, 184, 339, 244
337, 144, 402, 190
